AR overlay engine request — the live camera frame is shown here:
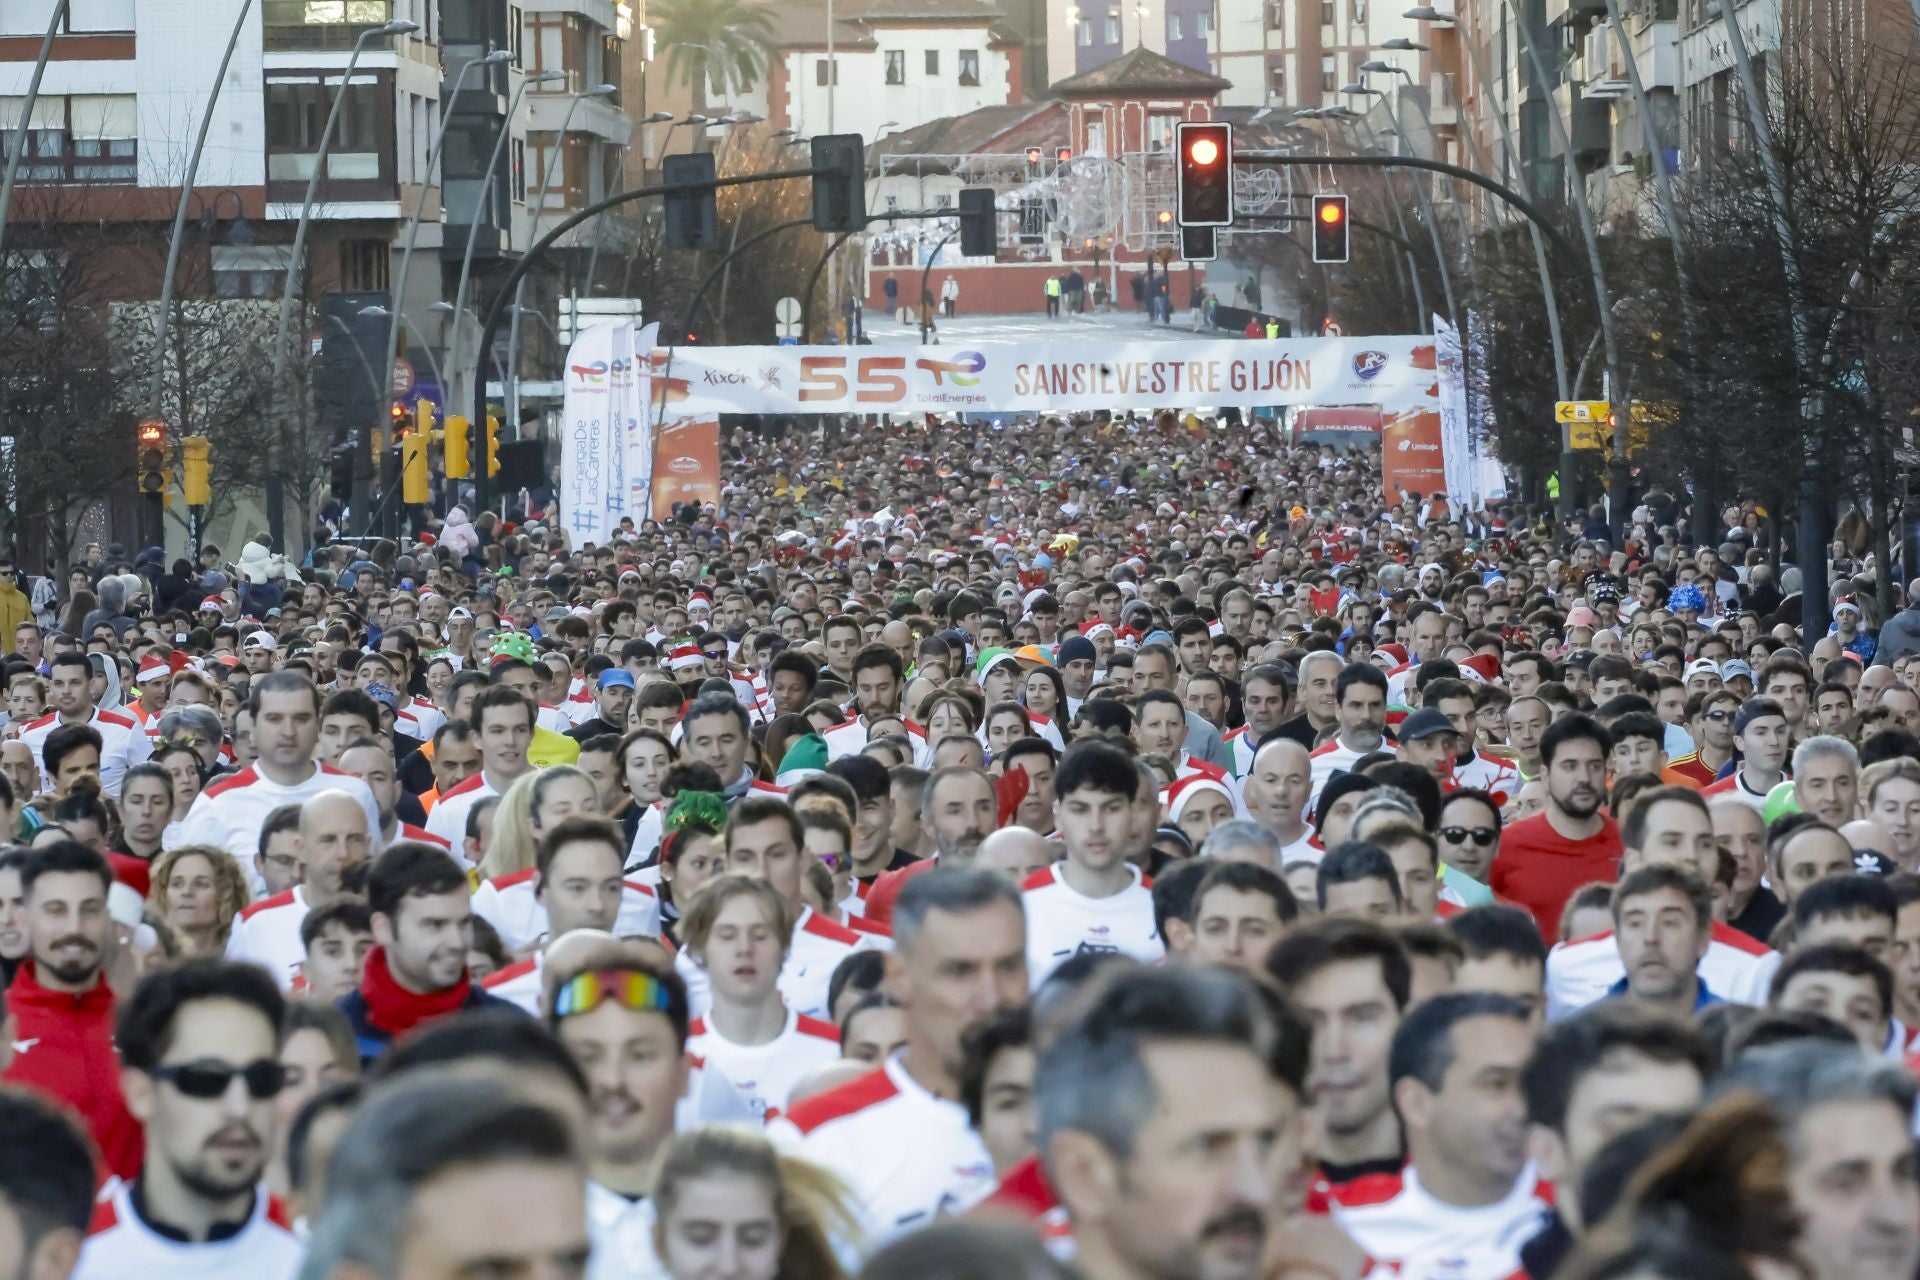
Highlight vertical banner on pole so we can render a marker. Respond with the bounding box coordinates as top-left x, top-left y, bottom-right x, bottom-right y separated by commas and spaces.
651, 416, 722, 520
559, 321, 622, 544
1381, 409, 1448, 504
626, 323, 659, 520
1433, 314, 1473, 507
